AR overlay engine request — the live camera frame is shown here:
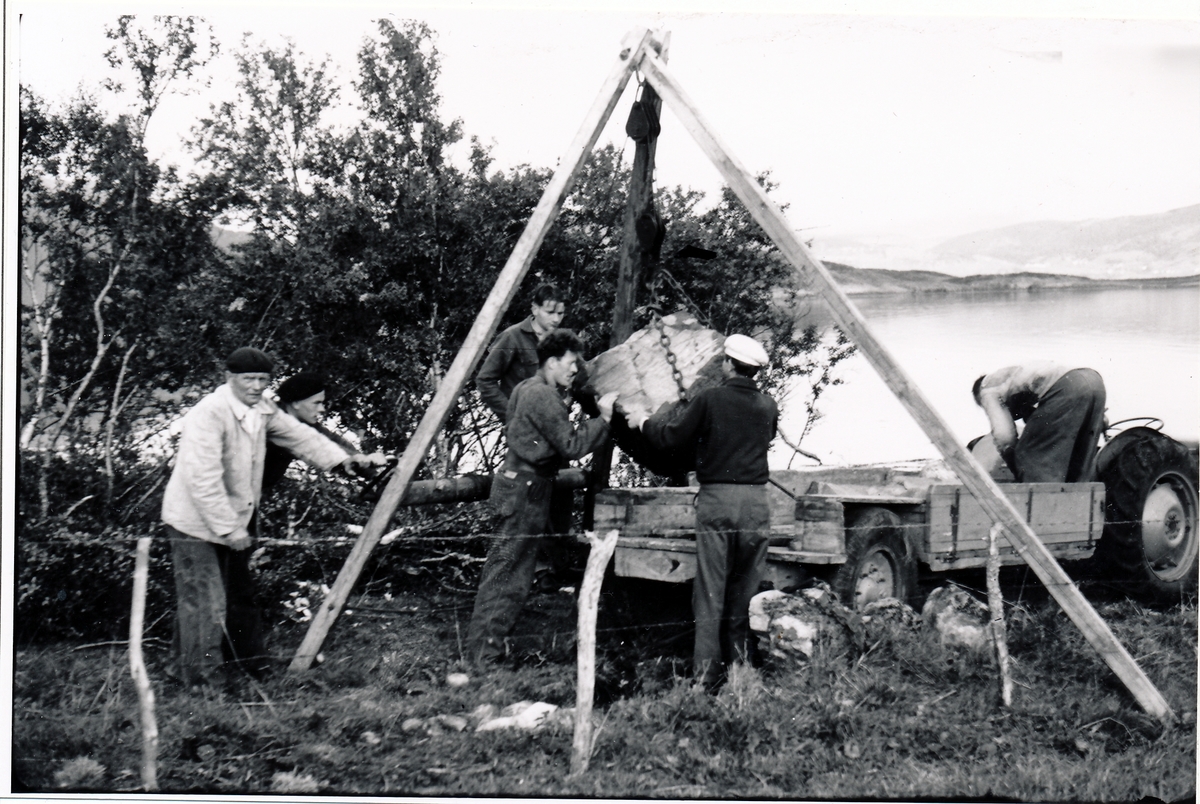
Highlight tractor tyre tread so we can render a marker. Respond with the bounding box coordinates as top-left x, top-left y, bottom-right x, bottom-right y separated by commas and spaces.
1096, 430, 1198, 605
832, 507, 918, 610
